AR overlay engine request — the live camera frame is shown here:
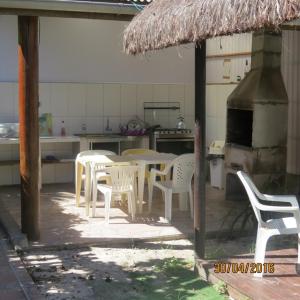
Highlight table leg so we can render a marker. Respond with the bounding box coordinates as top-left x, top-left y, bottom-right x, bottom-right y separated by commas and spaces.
138, 164, 145, 214
76, 162, 83, 207
85, 163, 91, 216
